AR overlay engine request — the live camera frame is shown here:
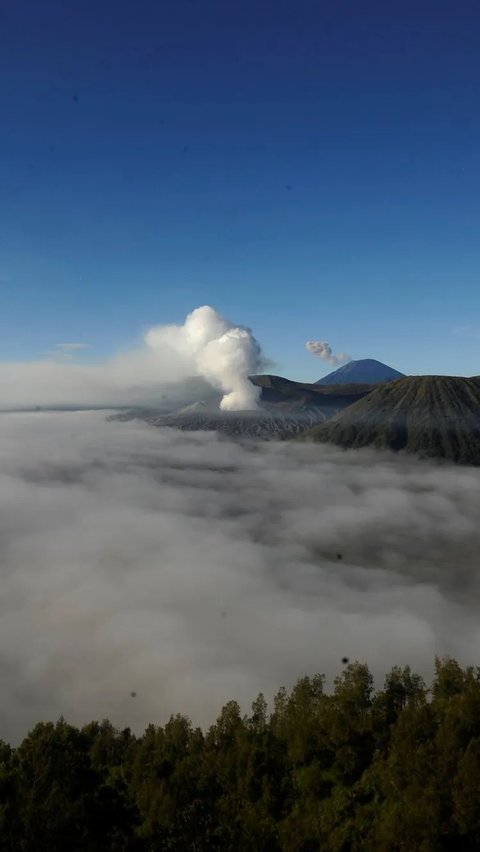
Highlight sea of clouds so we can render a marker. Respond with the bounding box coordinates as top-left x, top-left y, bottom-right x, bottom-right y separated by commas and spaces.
1, 410, 480, 743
